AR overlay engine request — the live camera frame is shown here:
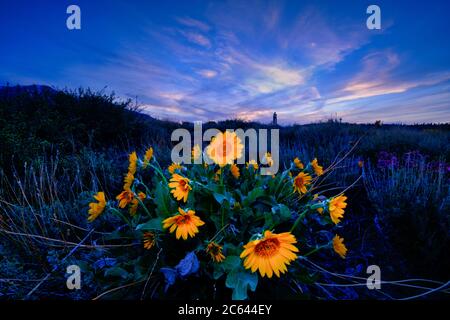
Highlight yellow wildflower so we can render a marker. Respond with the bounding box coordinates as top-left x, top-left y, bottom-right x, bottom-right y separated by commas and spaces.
168, 163, 183, 174
168, 174, 192, 202
128, 151, 138, 175
329, 194, 347, 224
293, 172, 312, 194
333, 235, 348, 259
293, 157, 304, 169
88, 192, 106, 222
230, 164, 240, 179
206, 242, 225, 263
311, 158, 323, 176
162, 208, 205, 240
206, 131, 243, 167
240, 231, 299, 278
